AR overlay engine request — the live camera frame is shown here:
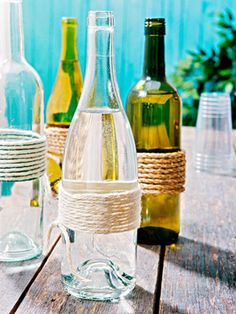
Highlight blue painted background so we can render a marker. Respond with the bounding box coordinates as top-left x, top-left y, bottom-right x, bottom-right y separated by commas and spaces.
23, 0, 236, 107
